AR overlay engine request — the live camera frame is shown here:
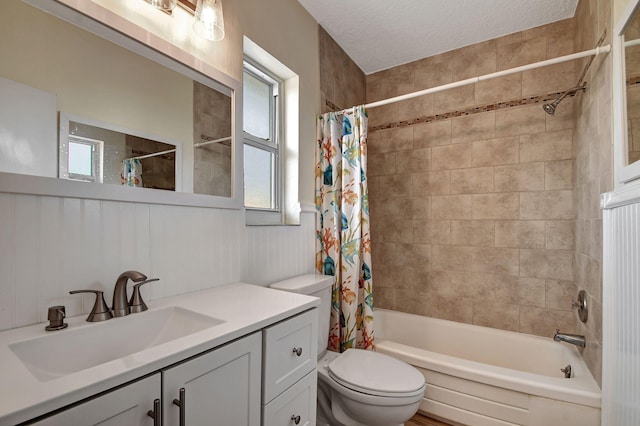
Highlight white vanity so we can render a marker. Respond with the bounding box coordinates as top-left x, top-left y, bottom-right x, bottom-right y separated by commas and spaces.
0, 283, 319, 425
